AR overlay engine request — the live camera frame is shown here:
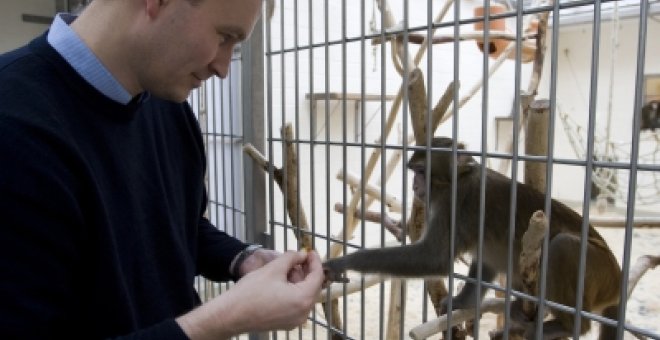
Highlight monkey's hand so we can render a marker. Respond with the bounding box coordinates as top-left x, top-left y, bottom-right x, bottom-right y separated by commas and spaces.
322, 258, 350, 283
